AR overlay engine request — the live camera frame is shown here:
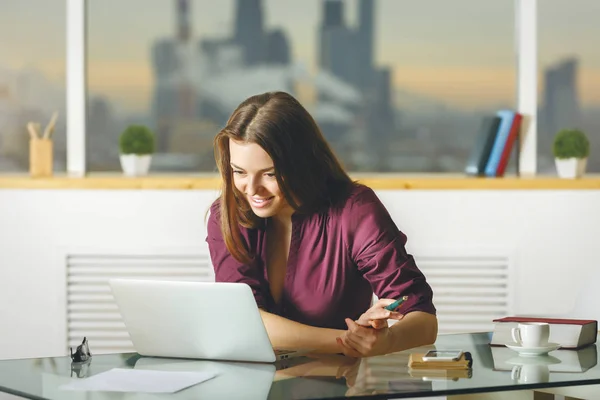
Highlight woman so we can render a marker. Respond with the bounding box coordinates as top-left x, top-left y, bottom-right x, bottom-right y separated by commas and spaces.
206, 91, 437, 357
